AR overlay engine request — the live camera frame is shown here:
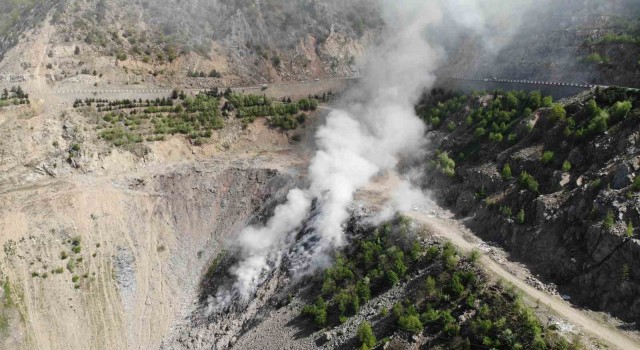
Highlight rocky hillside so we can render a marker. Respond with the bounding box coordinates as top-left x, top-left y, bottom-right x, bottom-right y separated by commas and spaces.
1, 0, 379, 85
441, 0, 640, 87
164, 215, 578, 350
0, 0, 57, 61
419, 86, 640, 324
